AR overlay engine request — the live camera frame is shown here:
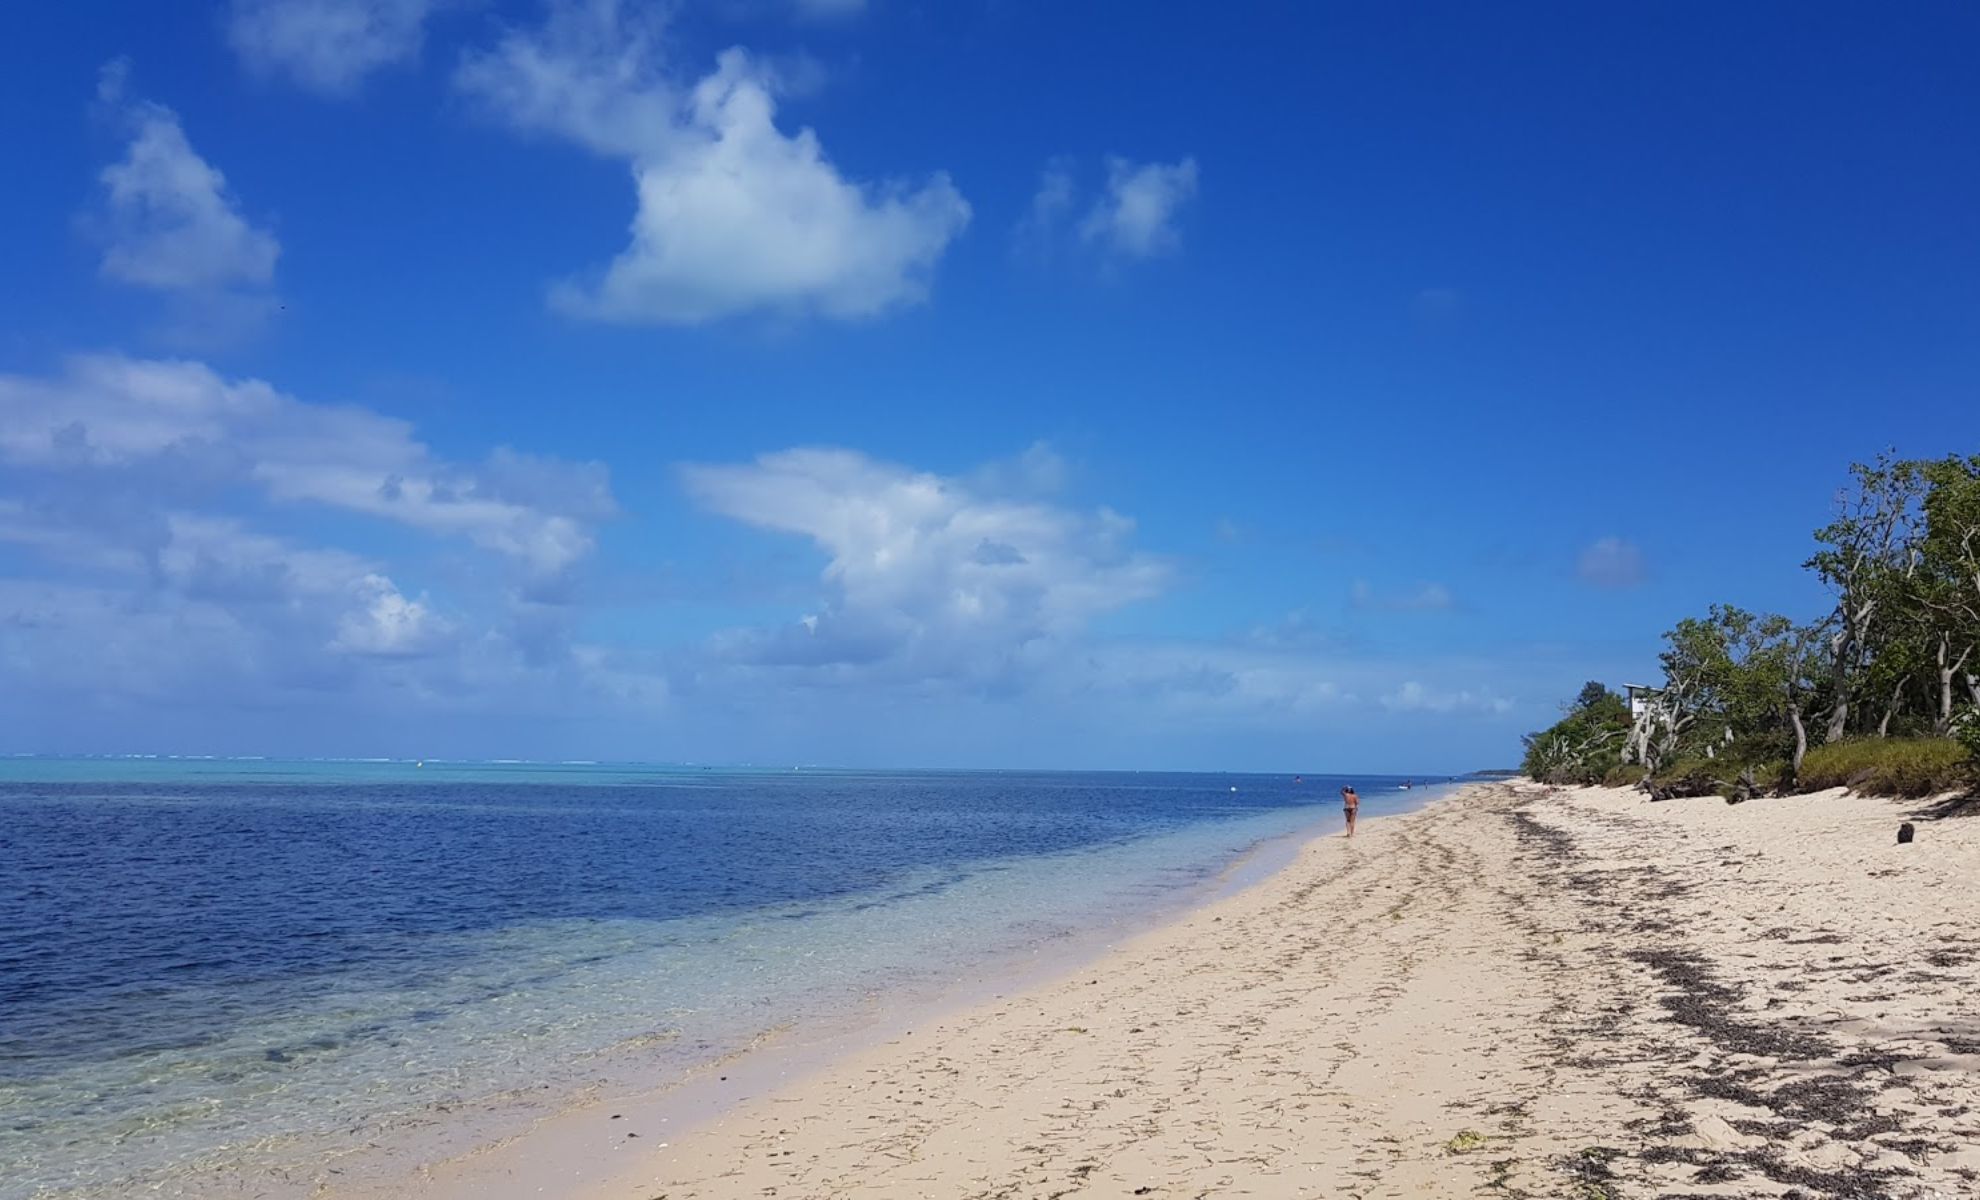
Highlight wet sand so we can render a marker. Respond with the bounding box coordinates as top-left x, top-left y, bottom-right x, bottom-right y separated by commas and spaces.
385, 780, 1980, 1199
